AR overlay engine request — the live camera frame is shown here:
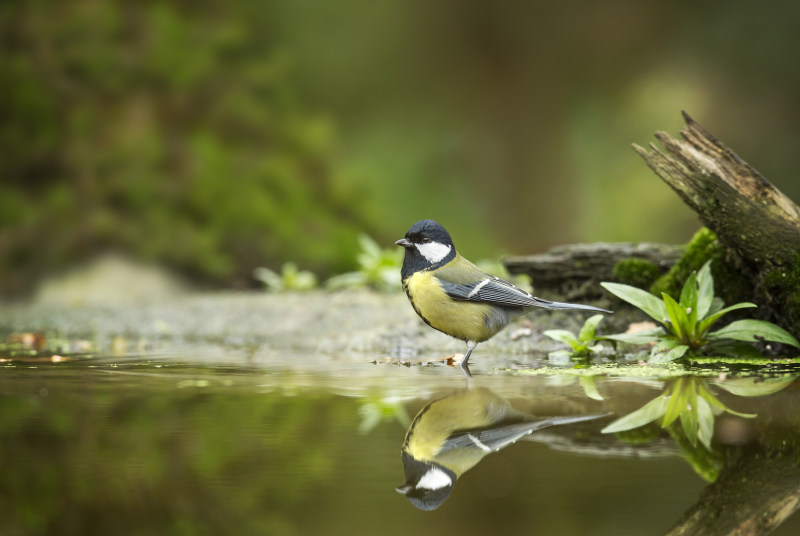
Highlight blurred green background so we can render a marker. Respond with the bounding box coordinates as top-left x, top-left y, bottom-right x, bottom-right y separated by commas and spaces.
3, 0, 799, 296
